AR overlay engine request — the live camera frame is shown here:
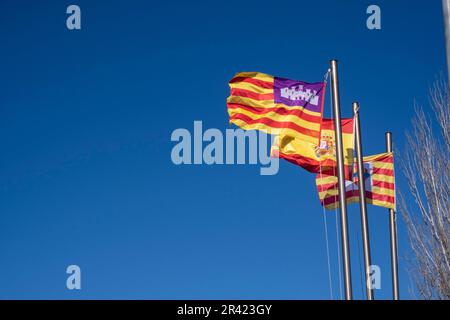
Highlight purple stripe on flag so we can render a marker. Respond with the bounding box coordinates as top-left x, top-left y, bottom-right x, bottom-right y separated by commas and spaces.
274, 77, 324, 112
